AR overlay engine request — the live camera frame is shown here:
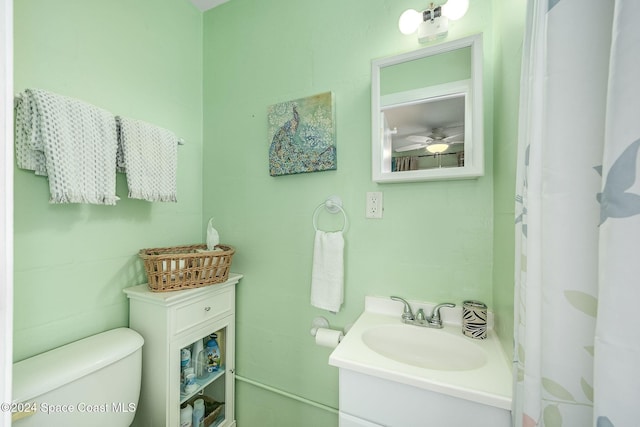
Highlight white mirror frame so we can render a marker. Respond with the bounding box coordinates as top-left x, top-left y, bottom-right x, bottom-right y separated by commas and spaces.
372, 34, 484, 183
